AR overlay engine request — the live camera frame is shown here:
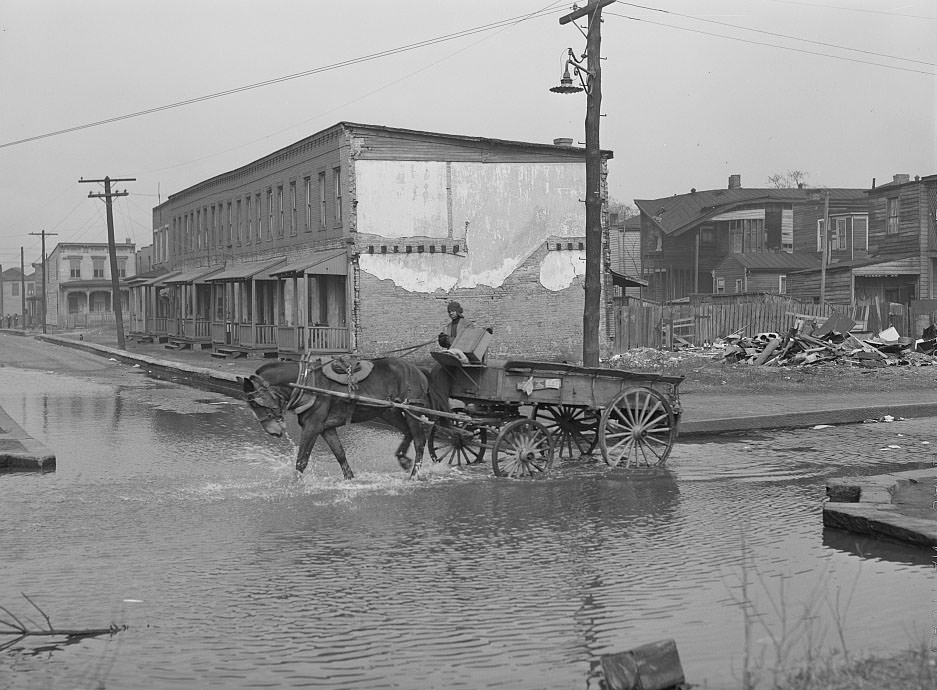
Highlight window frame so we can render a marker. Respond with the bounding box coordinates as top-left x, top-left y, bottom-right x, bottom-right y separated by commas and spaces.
304, 176, 312, 232
333, 167, 342, 226
289, 181, 297, 236
886, 197, 900, 234
318, 172, 327, 230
